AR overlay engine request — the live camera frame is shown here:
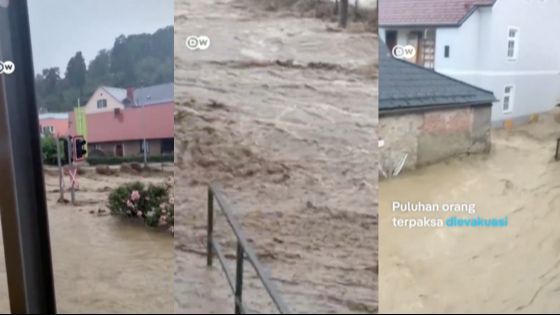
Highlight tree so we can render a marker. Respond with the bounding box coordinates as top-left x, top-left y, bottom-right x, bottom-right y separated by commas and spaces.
88, 49, 111, 81
42, 67, 60, 93
65, 52, 86, 102
35, 26, 173, 112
